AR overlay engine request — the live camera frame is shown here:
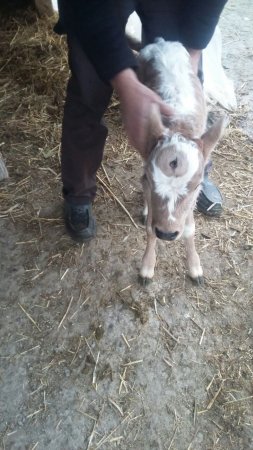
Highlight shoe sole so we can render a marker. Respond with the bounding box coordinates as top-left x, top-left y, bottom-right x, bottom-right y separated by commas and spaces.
197, 191, 223, 217
197, 202, 222, 217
